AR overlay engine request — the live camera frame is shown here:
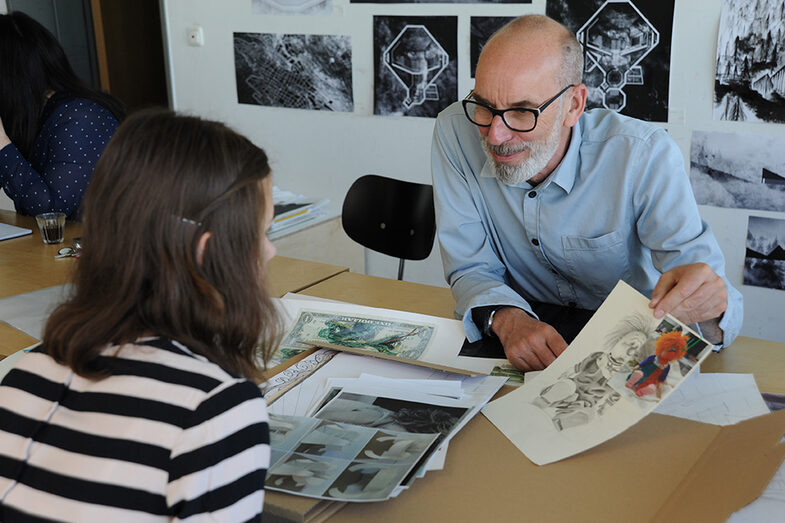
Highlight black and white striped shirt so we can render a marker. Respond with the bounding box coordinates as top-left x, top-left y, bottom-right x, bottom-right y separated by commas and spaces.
0, 338, 270, 522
